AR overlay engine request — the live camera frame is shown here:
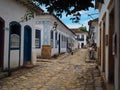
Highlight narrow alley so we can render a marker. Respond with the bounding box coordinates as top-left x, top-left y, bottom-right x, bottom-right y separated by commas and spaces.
0, 49, 105, 90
